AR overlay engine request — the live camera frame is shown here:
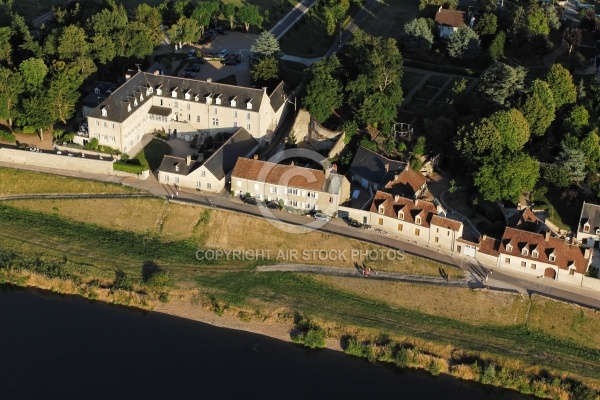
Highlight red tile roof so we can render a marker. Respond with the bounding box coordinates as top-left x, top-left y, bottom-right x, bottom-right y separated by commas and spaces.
370, 191, 438, 227
430, 215, 462, 231
231, 157, 325, 191
499, 227, 590, 273
384, 167, 427, 197
478, 236, 500, 257
434, 9, 467, 28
